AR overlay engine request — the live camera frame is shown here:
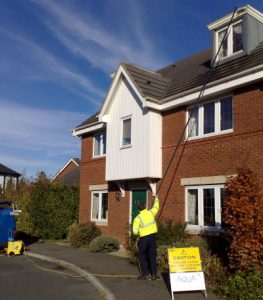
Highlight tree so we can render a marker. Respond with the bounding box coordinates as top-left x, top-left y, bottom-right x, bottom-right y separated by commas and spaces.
223, 168, 263, 272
